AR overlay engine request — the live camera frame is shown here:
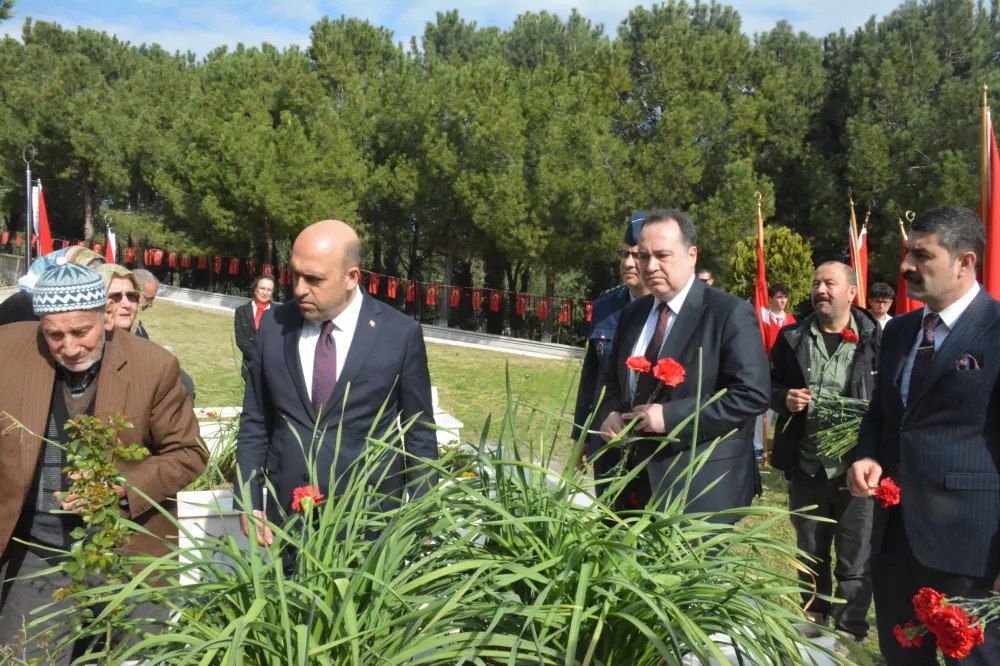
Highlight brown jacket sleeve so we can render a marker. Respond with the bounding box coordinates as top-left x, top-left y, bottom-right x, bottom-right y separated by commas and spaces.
123, 353, 207, 517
